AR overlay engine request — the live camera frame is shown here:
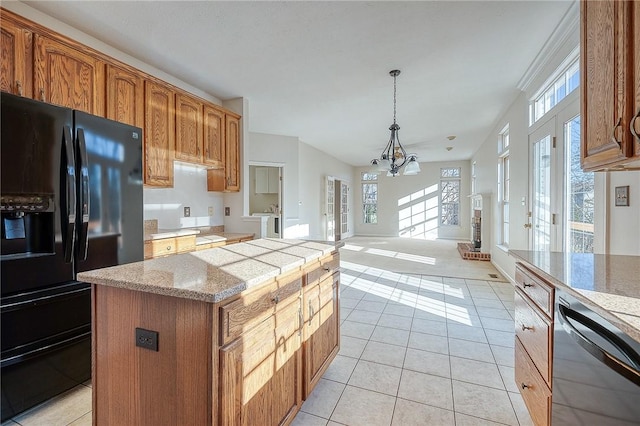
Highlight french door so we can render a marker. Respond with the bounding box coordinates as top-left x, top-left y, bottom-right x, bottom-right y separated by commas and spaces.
528, 98, 585, 252
325, 177, 335, 241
